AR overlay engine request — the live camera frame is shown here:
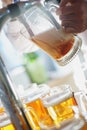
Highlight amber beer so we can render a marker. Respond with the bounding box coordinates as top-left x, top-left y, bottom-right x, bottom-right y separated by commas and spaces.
23, 98, 56, 130
23, 106, 40, 130
0, 107, 16, 130
23, 97, 56, 129
82, 122, 87, 130
21, 85, 56, 130
31, 28, 75, 60
42, 87, 77, 126
50, 97, 77, 121
0, 123, 15, 130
